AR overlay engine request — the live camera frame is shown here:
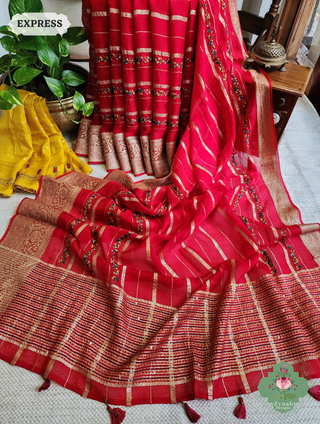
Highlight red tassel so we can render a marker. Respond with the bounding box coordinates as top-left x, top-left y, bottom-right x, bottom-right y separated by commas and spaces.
234, 395, 246, 419
179, 400, 201, 423
309, 385, 320, 401
38, 378, 51, 392
105, 401, 126, 424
